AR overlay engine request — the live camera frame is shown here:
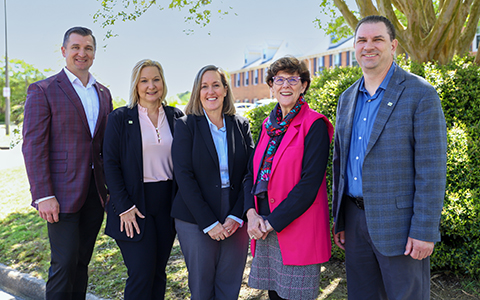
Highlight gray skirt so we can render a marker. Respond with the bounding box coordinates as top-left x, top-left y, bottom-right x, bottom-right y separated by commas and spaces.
248, 232, 321, 300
